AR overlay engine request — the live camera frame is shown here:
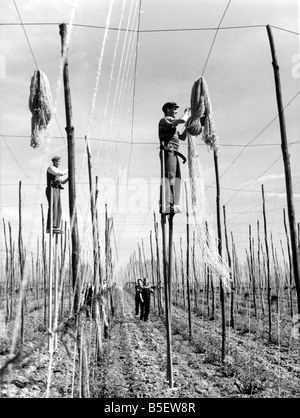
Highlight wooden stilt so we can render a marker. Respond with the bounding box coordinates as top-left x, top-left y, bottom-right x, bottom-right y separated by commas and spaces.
48, 185, 53, 353
167, 212, 174, 388
154, 212, 163, 315
53, 233, 59, 350
160, 143, 173, 388
184, 182, 192, 341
